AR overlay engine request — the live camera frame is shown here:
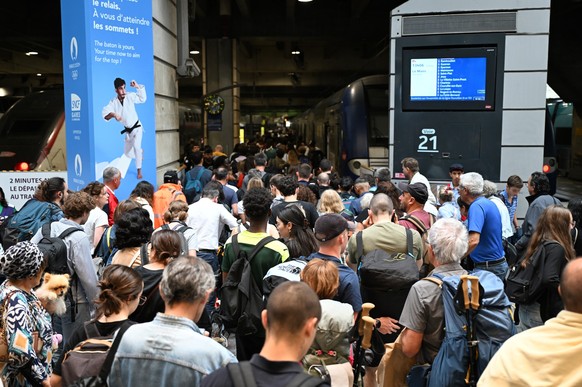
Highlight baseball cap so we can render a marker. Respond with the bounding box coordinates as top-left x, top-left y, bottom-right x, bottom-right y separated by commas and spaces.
314, 213, 349, 242
163, 170, 179, 184
398, 182, 429, 204
449, 163, 464, 173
